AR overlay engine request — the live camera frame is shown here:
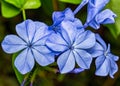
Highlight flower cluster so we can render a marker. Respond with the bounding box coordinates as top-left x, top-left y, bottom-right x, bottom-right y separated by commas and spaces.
1, 0, 119, 78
